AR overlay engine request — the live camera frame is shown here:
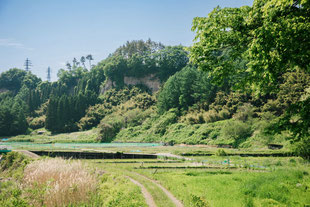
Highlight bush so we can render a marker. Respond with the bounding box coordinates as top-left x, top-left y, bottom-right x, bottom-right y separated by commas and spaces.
0, 152, 29, 178
220, 120, 252, 147
98, 122, 122, 142
233, 103, 256, 122
215, 149, 227, 156
29, 116, 45, 130
203, 110, 221, 123
191, 194, 210, 207
291, 136, 310, 160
